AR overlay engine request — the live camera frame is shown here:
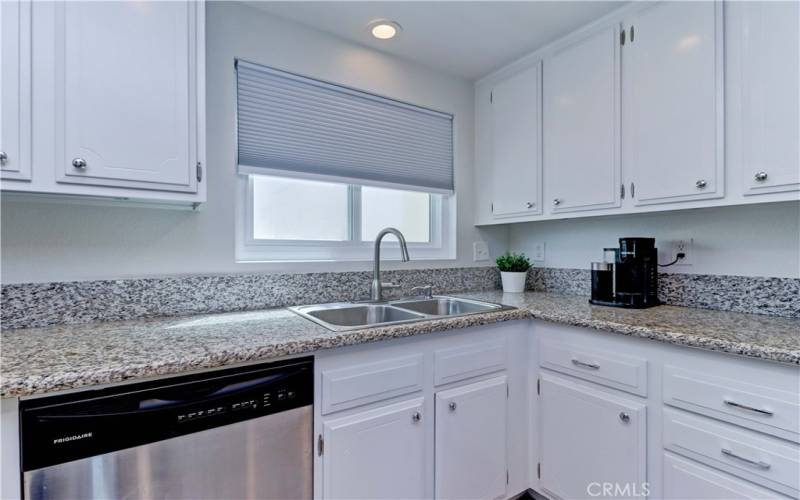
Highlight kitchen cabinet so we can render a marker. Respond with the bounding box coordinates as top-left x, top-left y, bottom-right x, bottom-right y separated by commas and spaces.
735, 1, 800, 196
544, 26, 620, 214
539, 372, 647, 500
0, 0, 205, 206
623, 1, 724, 206
54, 1, 199, 192
0, 0, 31, 181
489, 63, 542, 218
321, 398, 427, 500
435, 376, 508, 500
